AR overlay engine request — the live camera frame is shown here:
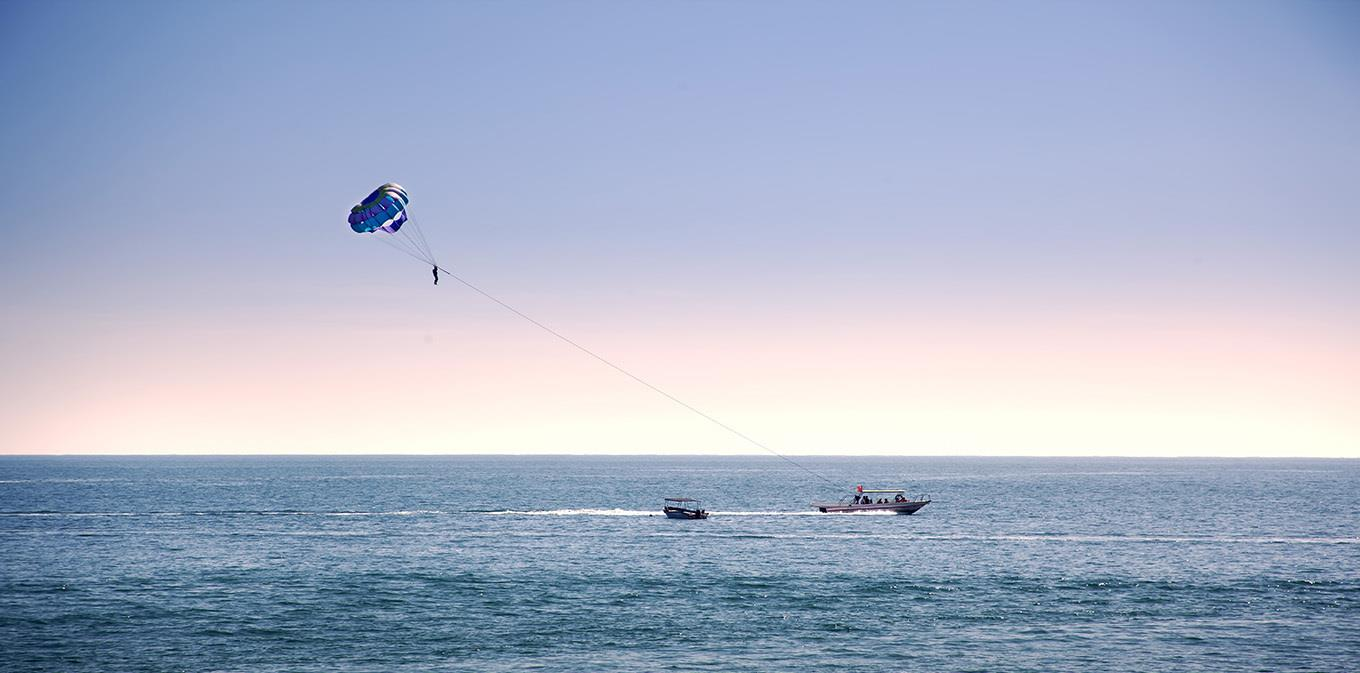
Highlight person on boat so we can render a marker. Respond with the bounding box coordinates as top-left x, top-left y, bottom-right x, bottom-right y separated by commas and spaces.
895, 494, 906, 502
432, 265, 439, 285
